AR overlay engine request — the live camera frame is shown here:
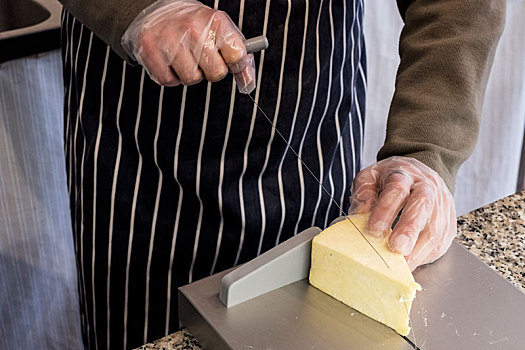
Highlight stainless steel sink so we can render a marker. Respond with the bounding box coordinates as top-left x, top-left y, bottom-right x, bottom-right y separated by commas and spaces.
0, 0, 62, 62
